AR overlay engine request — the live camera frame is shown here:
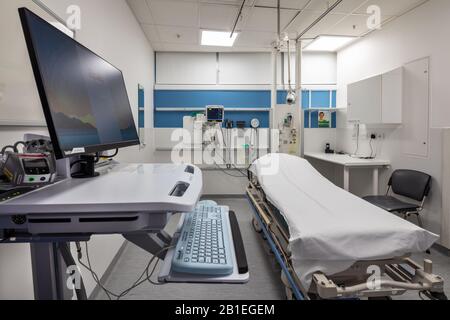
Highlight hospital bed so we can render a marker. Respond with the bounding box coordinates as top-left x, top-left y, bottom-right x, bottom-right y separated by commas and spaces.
246, 154, 447, 300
